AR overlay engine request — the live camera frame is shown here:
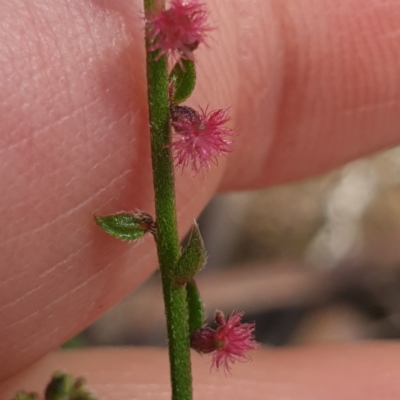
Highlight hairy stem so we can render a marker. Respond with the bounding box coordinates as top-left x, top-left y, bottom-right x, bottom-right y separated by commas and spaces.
144, 1, 193, 399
